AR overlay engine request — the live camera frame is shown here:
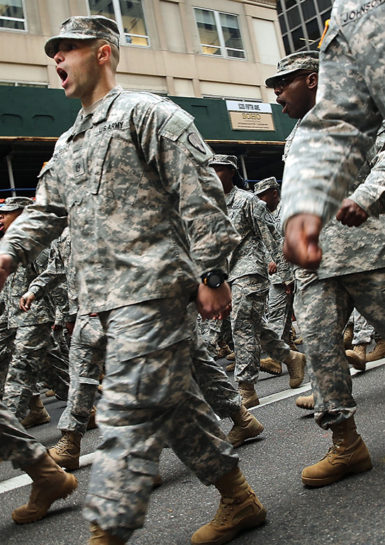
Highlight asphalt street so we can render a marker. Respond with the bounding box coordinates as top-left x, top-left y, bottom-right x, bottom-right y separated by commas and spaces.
2, 357, 385, 545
